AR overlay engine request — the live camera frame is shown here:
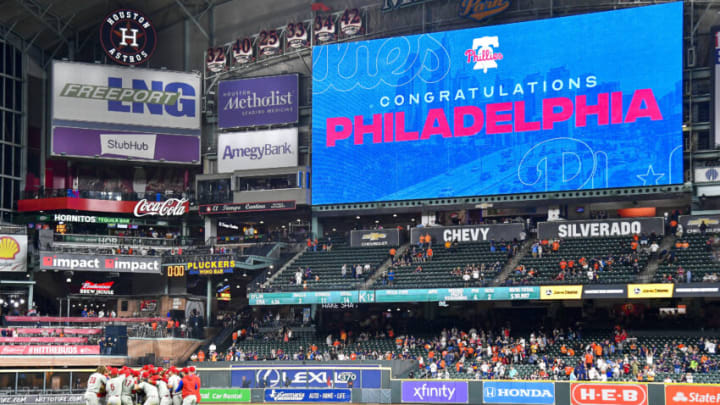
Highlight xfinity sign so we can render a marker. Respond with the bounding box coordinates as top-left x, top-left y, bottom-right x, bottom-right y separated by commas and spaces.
401, 381, 468, 403
483, 381, 555, 404
218, 128, 298, 173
